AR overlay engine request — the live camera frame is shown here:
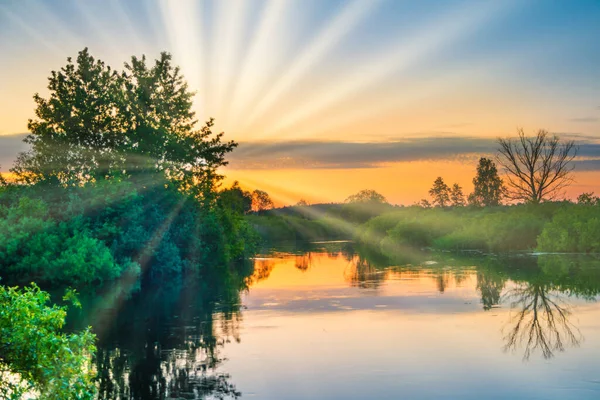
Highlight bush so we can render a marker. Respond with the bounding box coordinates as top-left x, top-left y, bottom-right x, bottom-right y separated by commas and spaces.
538, 204, 600, 253
0, 284, 97, 399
